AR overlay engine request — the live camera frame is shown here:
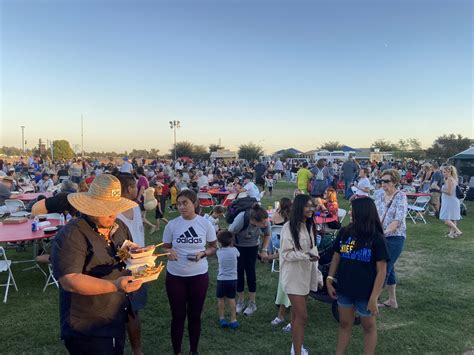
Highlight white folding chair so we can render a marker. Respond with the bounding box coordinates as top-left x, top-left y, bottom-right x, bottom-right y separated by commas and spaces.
237, 192, 248, 198
0, 246, 18, 303
4, 199, 26, 213
337, 208, 347, 224
270, 225, 283, 273
35, 254, 59, 292
222, 193, 237, 207
197, 192, 215, 210
259, 191, 265, 200
407, 195, 431, 224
